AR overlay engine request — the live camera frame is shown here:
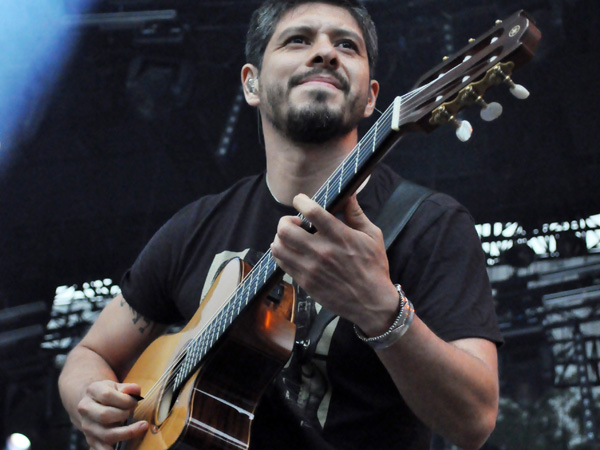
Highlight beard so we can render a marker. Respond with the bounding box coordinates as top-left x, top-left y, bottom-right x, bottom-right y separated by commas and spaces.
262, 73, 365, 144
